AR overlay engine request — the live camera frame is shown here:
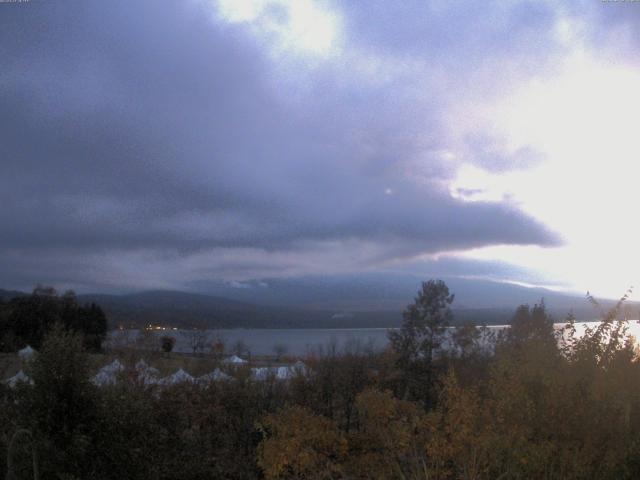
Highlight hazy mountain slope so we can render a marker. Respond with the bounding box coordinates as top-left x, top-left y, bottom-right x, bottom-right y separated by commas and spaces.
77, 291, 332, 329
2, 276, 636, 329
199, 274, 598, 311
0, 289, 28, 301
